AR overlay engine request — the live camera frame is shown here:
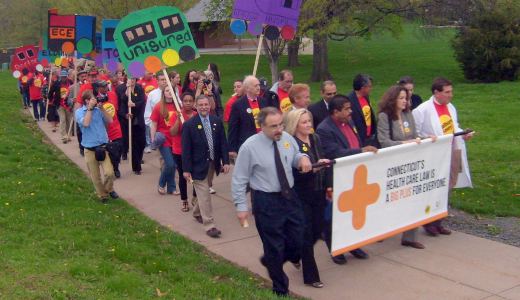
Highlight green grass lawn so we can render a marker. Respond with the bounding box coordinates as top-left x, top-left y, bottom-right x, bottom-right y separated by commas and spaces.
0, 73, 286, 299
175, 24, 520, 217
